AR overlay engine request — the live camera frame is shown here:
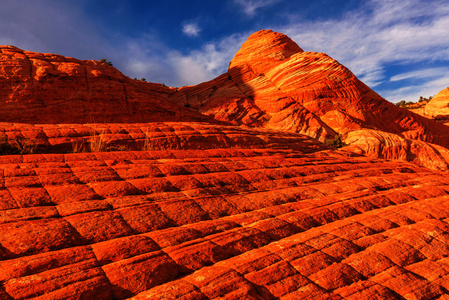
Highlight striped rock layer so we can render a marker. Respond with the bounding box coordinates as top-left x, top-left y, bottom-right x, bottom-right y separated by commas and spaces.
1, 30, 449, 300
2, 131, 449, 299
169, 30, 449, 149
